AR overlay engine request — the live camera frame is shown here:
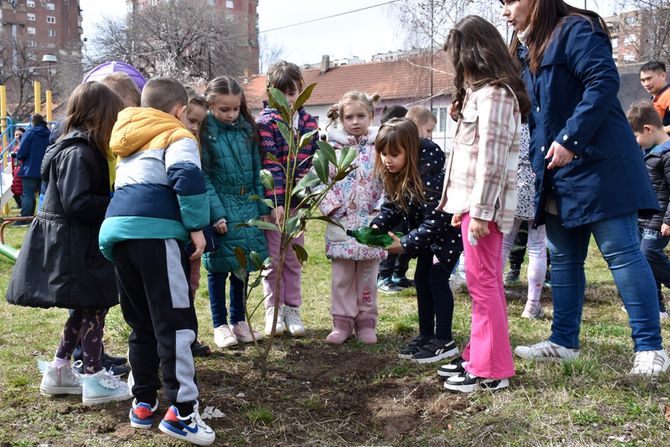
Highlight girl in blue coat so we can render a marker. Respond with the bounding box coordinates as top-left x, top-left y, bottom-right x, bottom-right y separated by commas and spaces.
503, 0, 668, 376
200, 76, 269, 349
